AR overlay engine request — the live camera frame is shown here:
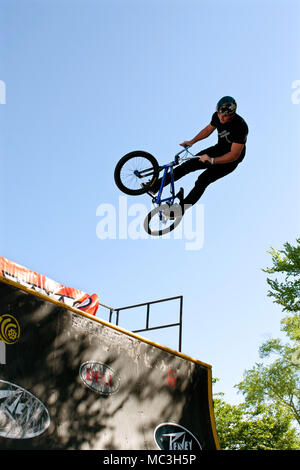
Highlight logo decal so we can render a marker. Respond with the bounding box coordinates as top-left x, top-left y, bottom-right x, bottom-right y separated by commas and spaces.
0, 314, 21, 344
218, 129, 231, 143
79, 362, 120, 396
0, 380, 50, 439
154, 423, 202, 450
166, 369, 177, 388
